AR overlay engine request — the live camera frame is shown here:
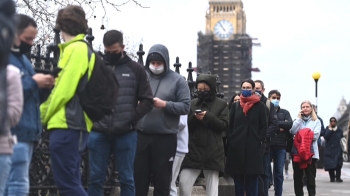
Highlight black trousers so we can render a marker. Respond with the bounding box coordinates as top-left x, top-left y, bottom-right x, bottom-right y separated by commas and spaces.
328, 166, 342, 180
134, 132, 177, 196
292, 159, 317, 196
